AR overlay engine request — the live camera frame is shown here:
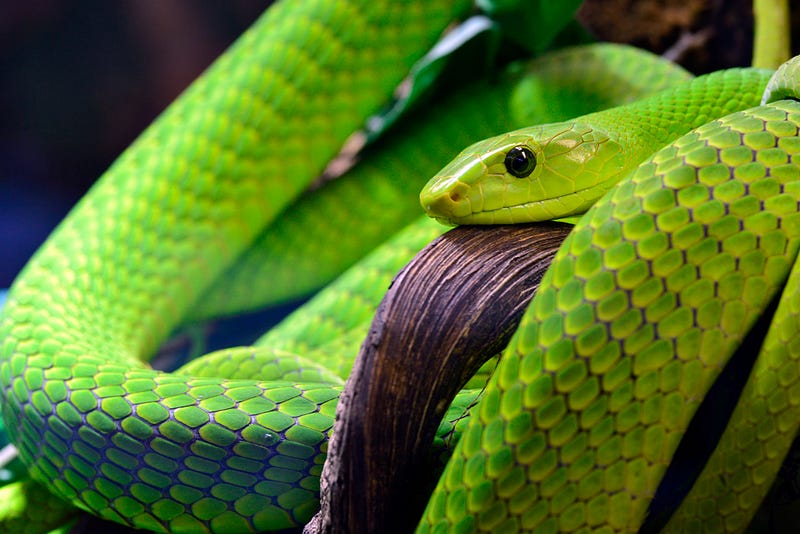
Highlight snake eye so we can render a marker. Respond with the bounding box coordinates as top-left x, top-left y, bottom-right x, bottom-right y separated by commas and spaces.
504, 146, 536, 178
